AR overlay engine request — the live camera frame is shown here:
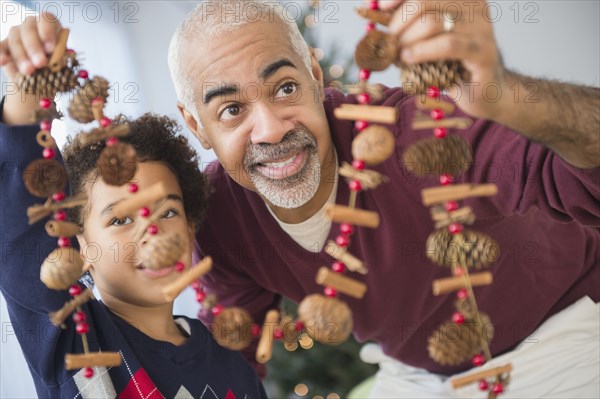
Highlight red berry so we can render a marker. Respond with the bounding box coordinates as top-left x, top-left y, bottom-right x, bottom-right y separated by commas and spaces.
175, 261, 185, 272
78, 70, 89, 79
332, 261, 346, 273
472, 354, 486, 367
445, 201, 459, 212
191, 281, 202, 291
39, 98, 52, 109
431, 109, 445, 120
357, 93, 371, 104
427, 86, 441, 98
273, 328, 284, 340
147, 225, 158, 235
105, 137, 119, 147
340, 223, 354, 235
366, 23, 375, 32
335, 234, 350, 247
52, 192, 66, 202
448, 223, 463, 234
251, 324, 261, 338
139, 207, 151, 218
66, 49, 75, 55
58, 237, 71, 248
195, 290, 206, 303
491, 382, 504, 394
211, 304, 224, 316
75, 322, 89, 334
324, 287, 337, 297
452, 312, 465, 324
352, 160, 366, 171
359, 69, 371, 81
83, 367, 94, 379
369, 0, 379, 10
456, 288, 468, 300
69, 285, 82, 297
354, 120, 369, 131
128, 183, 139, 193
434, 127, 447, 138
100, 117, 112, 128
40, 120, 51, 131
53, 211, 67, 221
349, 180, 362, 191
91, 97, 104, 106
439, 174, 453, 185
42, 148, 56, 159
453, 267, 464, 276
478, 379, 489, 391
295, 320, 305, 332
73, 311, 86, 323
